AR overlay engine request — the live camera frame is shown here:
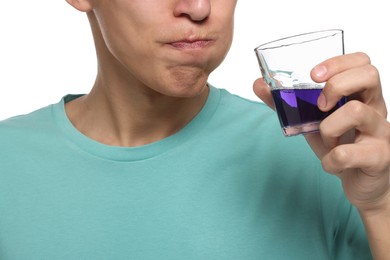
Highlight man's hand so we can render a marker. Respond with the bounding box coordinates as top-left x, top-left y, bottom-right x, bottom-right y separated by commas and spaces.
254, 52, 390, 259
